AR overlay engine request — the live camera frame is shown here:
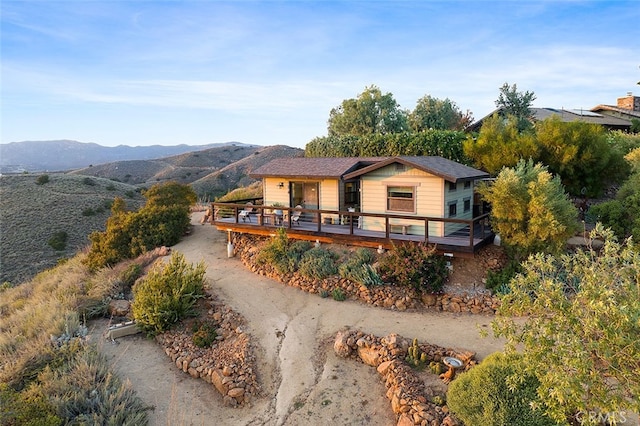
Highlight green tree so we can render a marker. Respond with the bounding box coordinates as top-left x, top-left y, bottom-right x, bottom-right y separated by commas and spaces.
447, 352, 559, 426
495, 82, 536, 131
491, 225, 640, 424
536, 116, 627, 197
86, 182, 195, 269
409, 95, 473, 131
477, 160, 578, 258
327, 85, 408, 136
464, 114, 539, 175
